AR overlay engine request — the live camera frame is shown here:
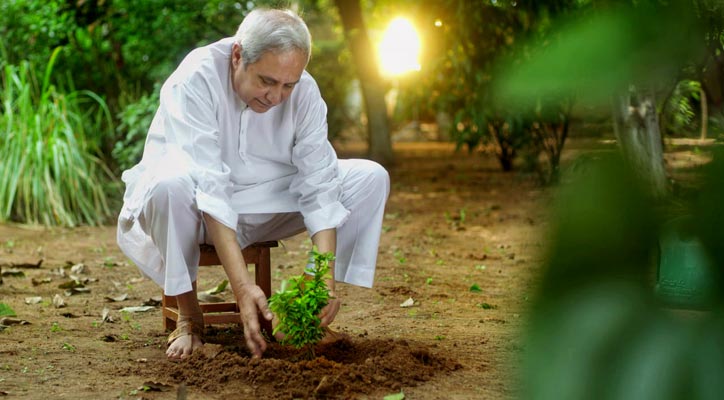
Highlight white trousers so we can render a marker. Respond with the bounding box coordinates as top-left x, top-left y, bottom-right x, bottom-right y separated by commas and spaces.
132, 159, 389, 296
